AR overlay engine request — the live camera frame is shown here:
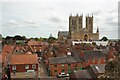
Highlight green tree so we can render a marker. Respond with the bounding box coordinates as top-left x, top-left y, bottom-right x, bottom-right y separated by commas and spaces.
48, 36, 56, 43
101, 37, 108, 41
22, 36, 26, 40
